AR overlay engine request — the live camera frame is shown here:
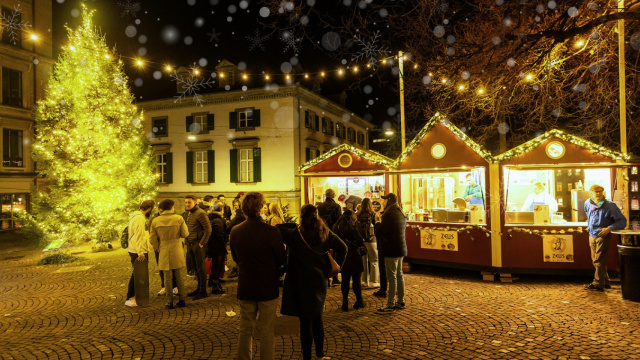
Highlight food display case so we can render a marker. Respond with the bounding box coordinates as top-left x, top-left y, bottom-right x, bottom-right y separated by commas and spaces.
495, 129, 629, 274
299, 144, 393, 213
392, 115, 496, 270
